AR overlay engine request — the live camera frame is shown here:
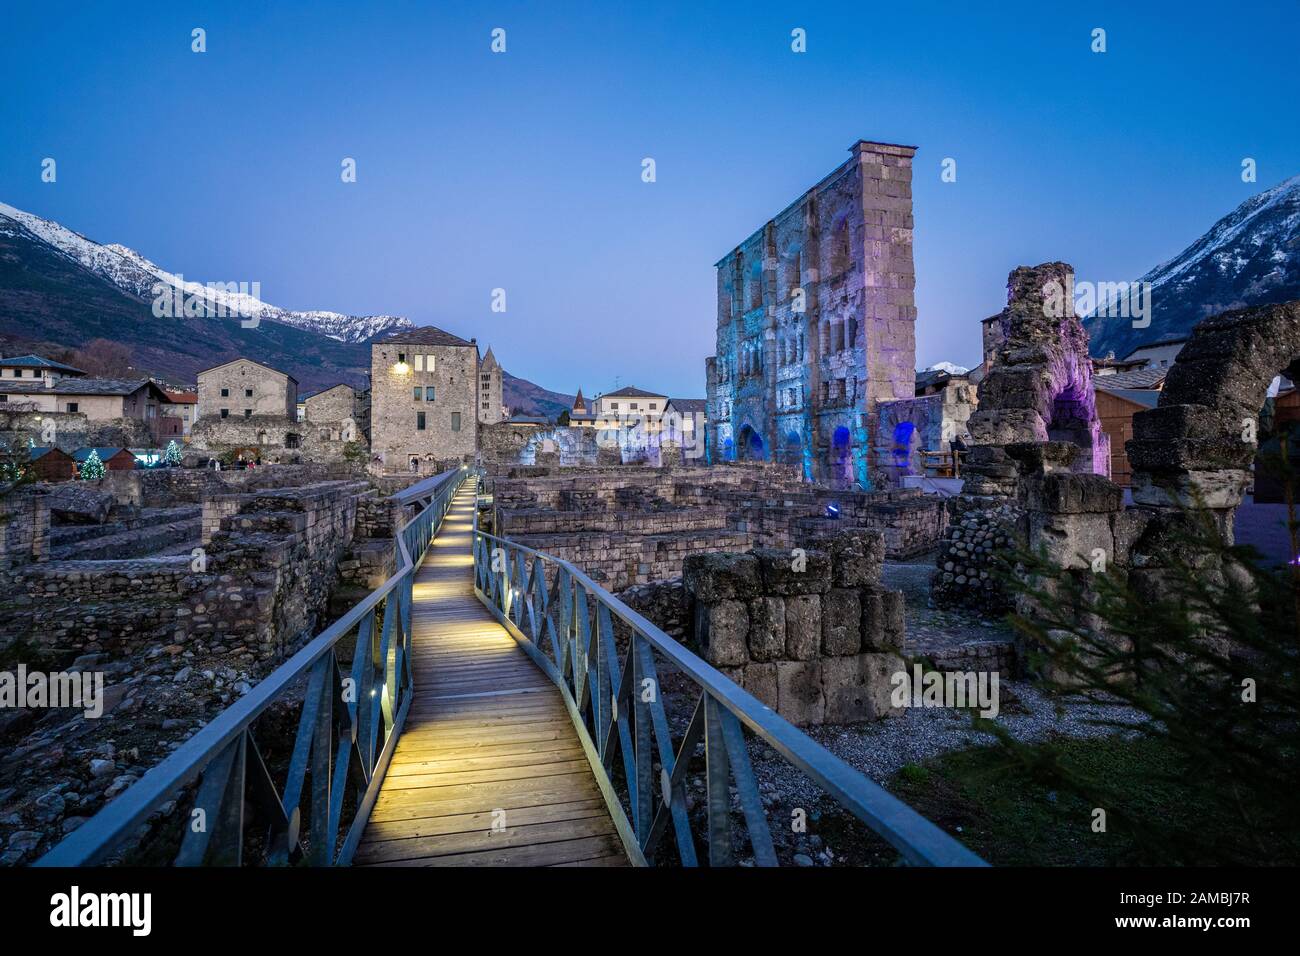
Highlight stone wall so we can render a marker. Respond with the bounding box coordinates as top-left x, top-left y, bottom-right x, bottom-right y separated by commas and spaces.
0, 479, 373, 662
931, 495, 1024, 613
707, 140, 919, 488
0, 488, 50, 570
874, 379, 976, 481
196, 358, 297, 421
491, 463, 947, 583
370, 336, 477, 472
1, 409, 155, 453
682, 531, 905, 726
189, 414, 358, 463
